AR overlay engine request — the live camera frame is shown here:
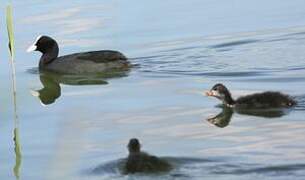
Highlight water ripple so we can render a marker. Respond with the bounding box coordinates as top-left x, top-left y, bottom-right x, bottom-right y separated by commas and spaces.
132, 26, 305, 80
212, 163, 305, 176
208, 39, 260, 49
